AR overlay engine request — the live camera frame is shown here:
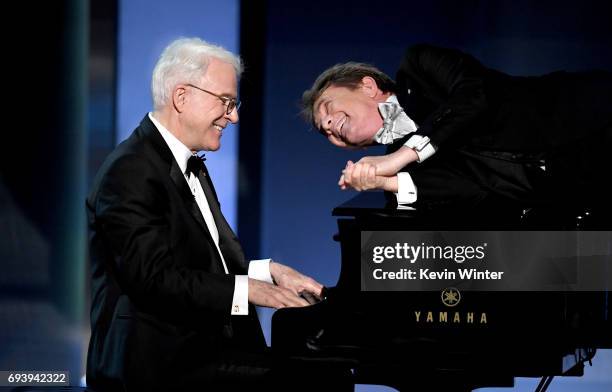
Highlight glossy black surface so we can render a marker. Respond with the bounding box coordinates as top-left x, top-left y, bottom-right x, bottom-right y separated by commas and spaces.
273, 193, 611, 390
